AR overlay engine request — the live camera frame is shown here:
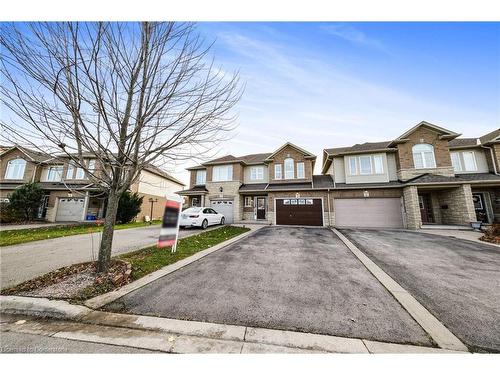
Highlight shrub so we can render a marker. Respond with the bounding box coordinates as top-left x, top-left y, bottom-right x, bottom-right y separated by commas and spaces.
0, 201, 21, 223
480, 223, 500, 245
8, 182, 44, 221
116, 191, 143, 223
